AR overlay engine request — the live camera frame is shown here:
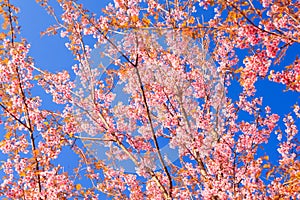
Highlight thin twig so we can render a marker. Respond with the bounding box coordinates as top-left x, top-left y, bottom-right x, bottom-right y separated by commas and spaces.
71, 2, 173, 198
7, 1, 42, 197
133, 52, 173, 198
227, 0, 300, 44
